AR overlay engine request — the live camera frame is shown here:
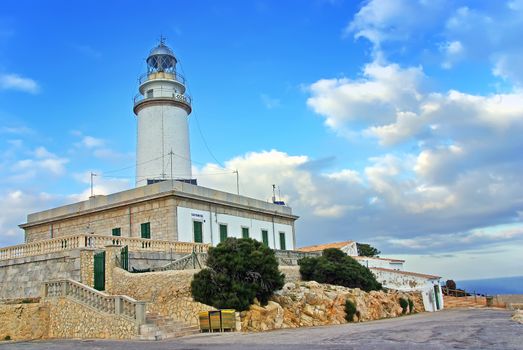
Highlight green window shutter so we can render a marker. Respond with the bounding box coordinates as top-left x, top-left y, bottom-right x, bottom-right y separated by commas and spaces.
262, 230, 269, 247
112, 227, 121, 237
219, 224, 228, 242
279, 232, 286, 250
242, 227, 249, 239
141, 222, 151, 239
194, 221, 203, 243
